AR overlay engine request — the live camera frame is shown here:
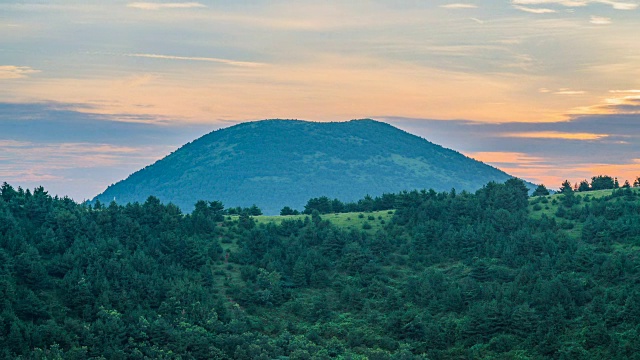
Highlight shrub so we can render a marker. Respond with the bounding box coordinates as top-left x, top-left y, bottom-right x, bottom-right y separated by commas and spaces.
362, 222, 372, 230
560, 221, 574, 230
